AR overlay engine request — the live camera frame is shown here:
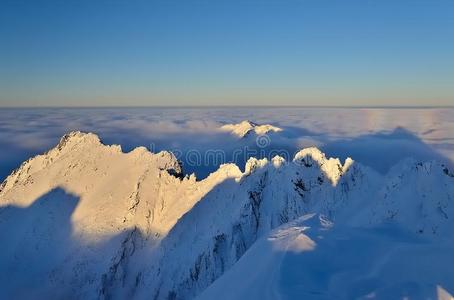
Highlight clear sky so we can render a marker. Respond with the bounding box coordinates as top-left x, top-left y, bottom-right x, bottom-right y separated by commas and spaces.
0, 0, 453, 107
